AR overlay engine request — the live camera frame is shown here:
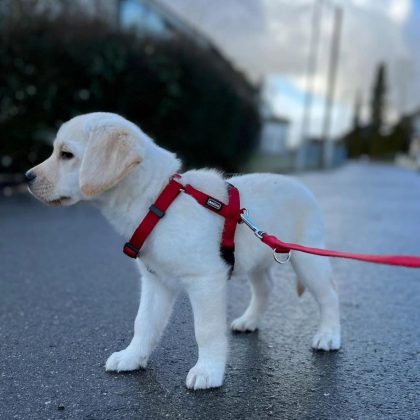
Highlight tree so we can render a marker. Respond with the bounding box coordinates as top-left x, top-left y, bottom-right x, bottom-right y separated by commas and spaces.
0, 2, 260, 175
369, 62, 387, 134
352, 91, 362, 131
344, 91, 364, 158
